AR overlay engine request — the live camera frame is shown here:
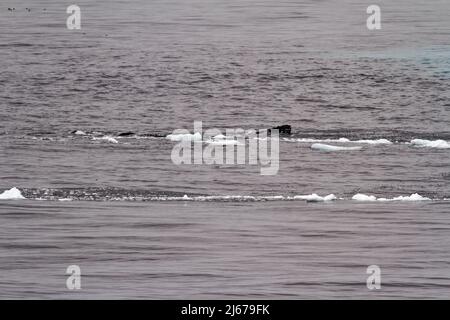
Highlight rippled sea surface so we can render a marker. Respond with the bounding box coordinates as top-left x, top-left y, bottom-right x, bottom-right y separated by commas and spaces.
1, 0, 449, 299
